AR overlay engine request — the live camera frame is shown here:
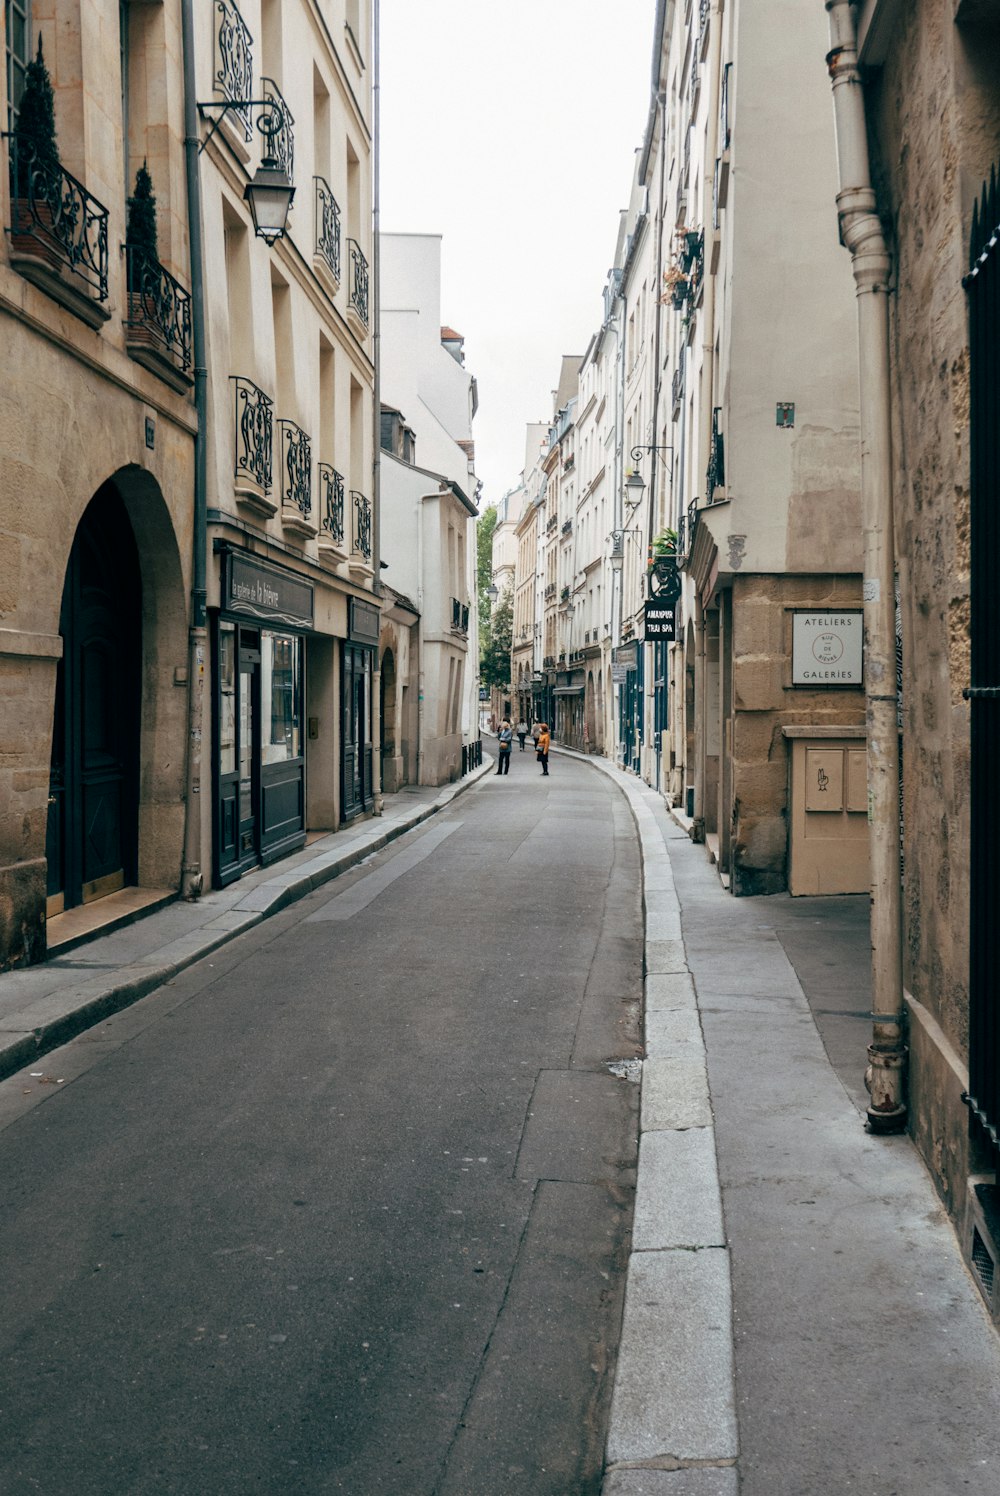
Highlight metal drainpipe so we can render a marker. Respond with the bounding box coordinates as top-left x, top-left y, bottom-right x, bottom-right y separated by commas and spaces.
370, 0, 384, 814
824, 0, 906, 1132
179, 0, 207, 900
